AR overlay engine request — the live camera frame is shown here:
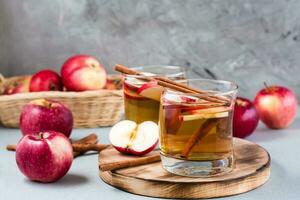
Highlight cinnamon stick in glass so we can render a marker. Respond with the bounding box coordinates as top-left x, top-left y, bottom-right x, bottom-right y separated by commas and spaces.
181, 119, 220, 158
